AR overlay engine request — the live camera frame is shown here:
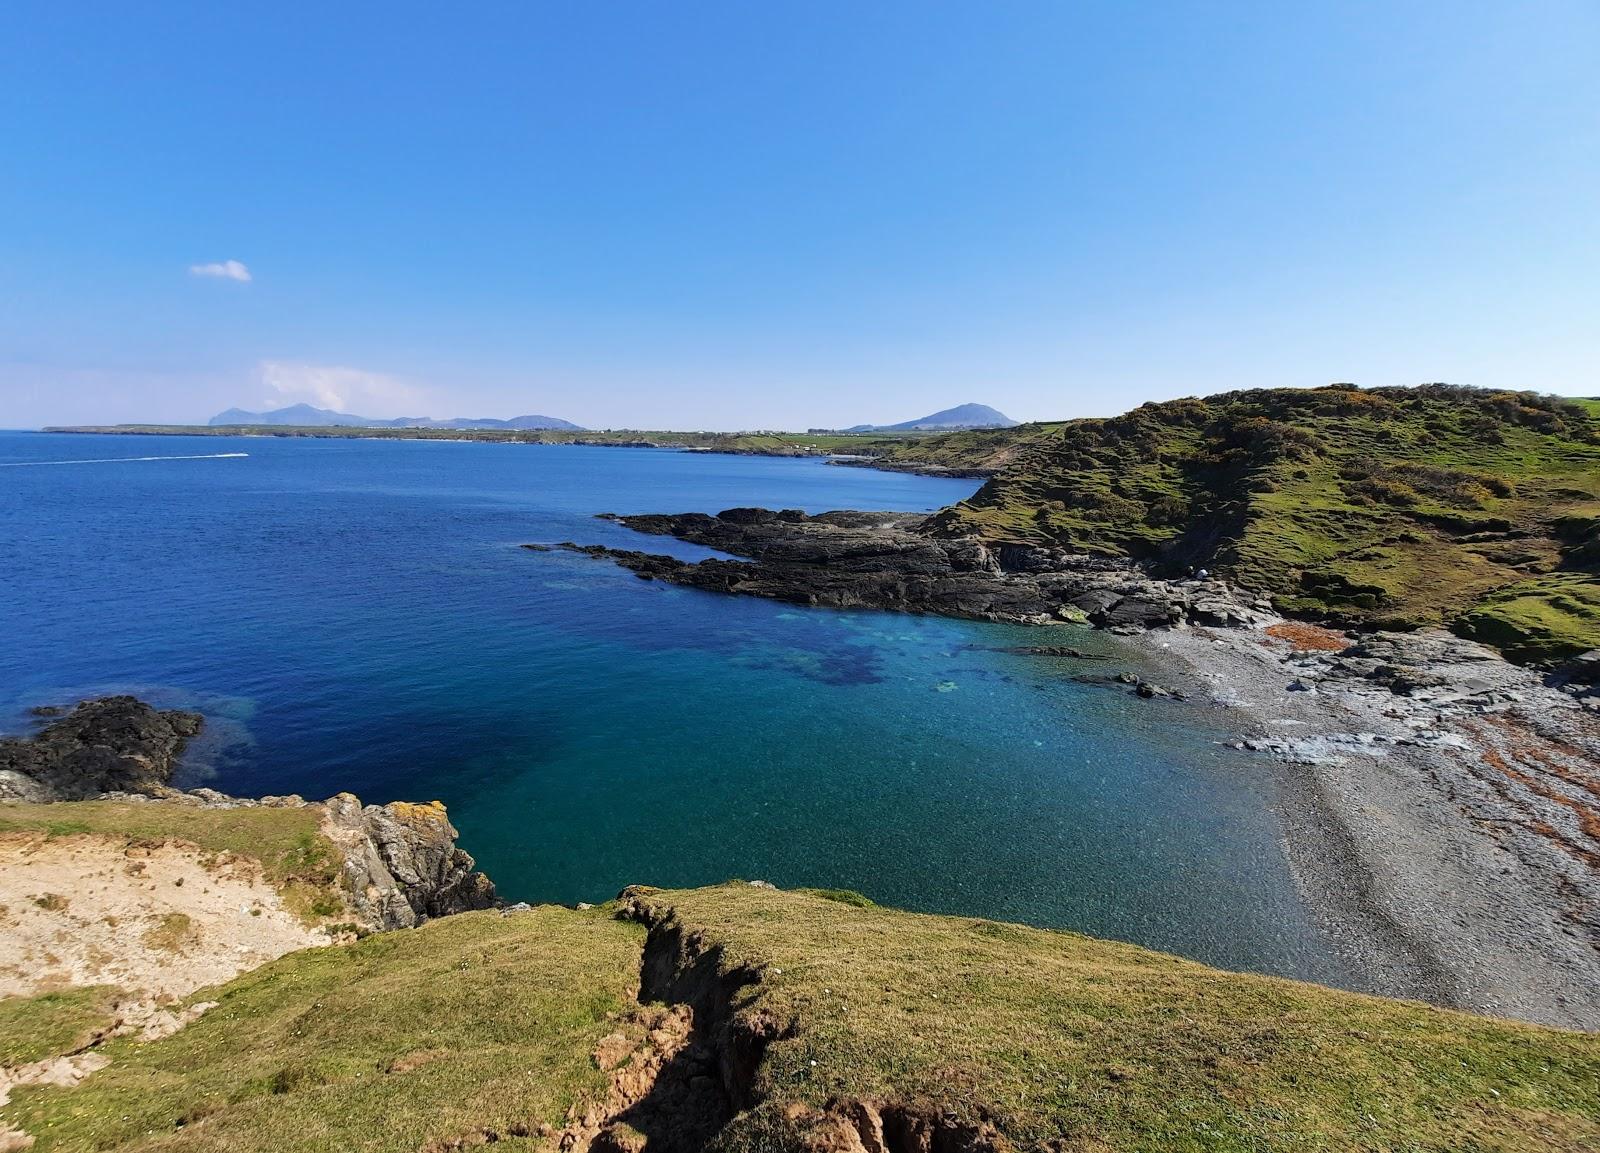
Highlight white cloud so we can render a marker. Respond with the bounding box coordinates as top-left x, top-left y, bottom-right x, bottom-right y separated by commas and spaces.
189, 260, 252, 282
257, 361, 427, 415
